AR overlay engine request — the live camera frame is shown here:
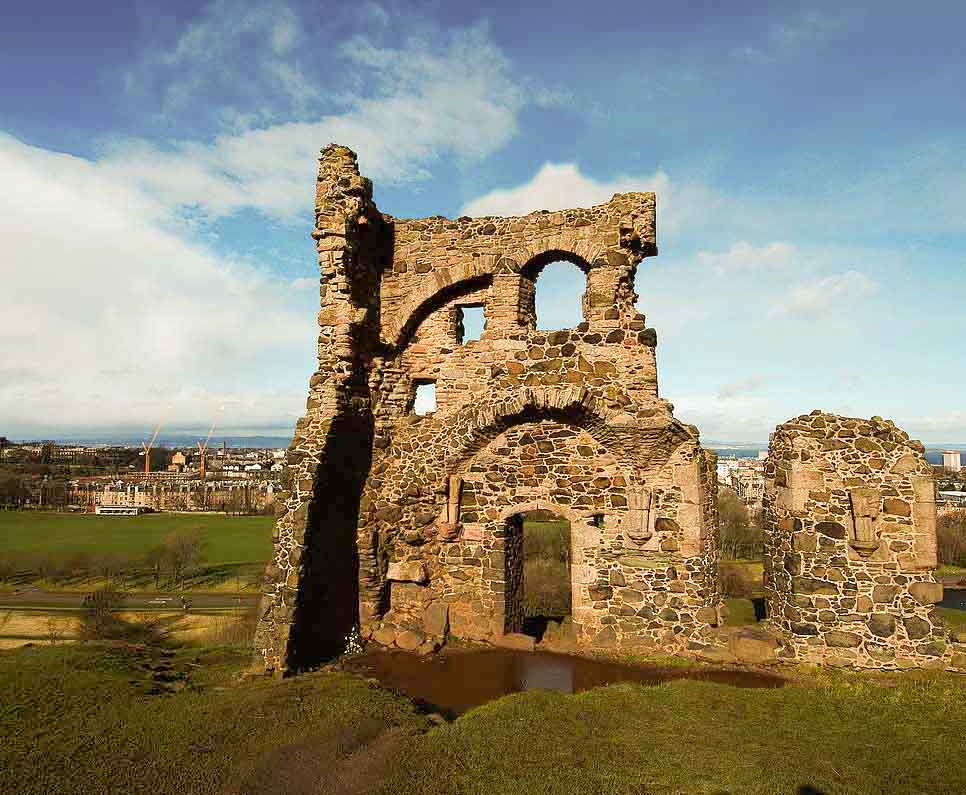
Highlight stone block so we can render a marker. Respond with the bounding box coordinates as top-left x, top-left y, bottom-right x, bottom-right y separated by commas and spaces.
494, 632, 535, 652
423, 602, 450, 637
395, 630, 426, 652
372, 626, 397, 647
387, 561, 428, 584
909, 582, 943, 605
